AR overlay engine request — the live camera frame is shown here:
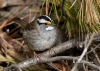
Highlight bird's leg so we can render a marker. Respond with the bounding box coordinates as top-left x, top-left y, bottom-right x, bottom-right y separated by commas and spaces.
33, 51, 39, 58
47, 48, 60, 71
48, 48, 57, 56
